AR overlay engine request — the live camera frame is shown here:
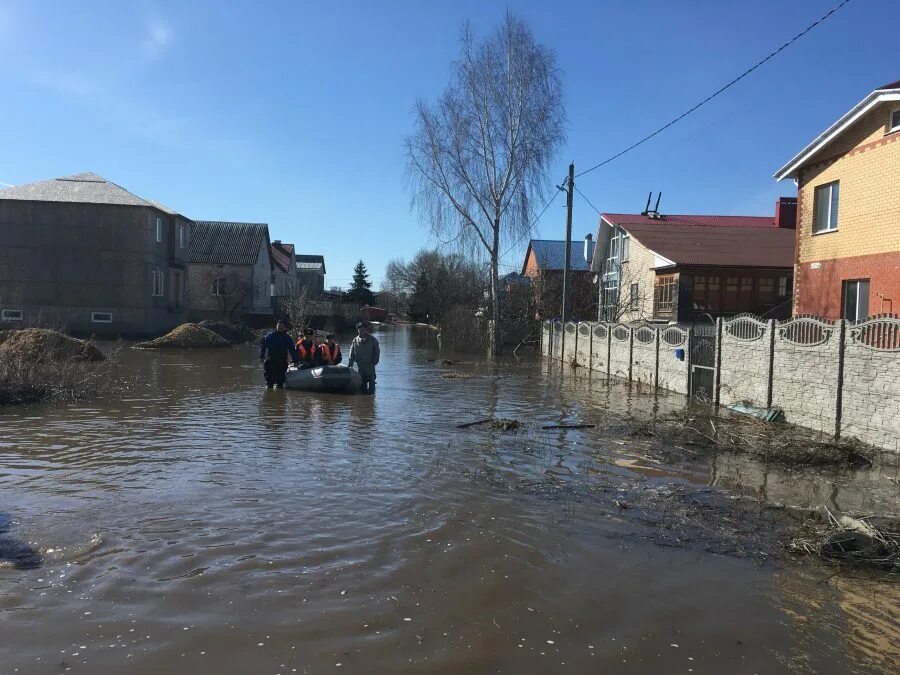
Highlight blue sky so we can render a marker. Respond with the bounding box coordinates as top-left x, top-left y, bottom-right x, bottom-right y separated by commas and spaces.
0, 0, 895, 288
